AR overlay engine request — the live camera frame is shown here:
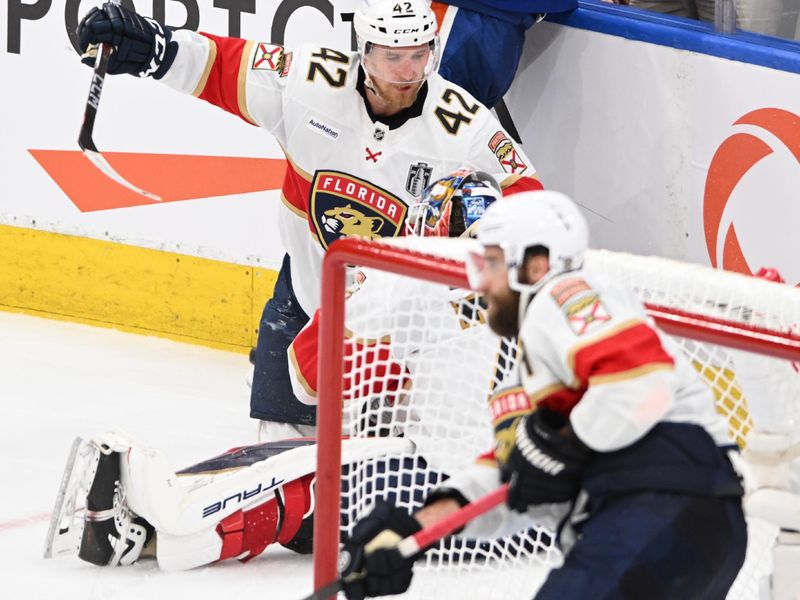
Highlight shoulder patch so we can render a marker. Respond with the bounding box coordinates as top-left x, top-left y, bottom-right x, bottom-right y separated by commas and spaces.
564, 293, 612, 336
550, 278, 592, 307
488, 131, 528, 175
252, 42, 286, 72
550, 278, 612, 335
